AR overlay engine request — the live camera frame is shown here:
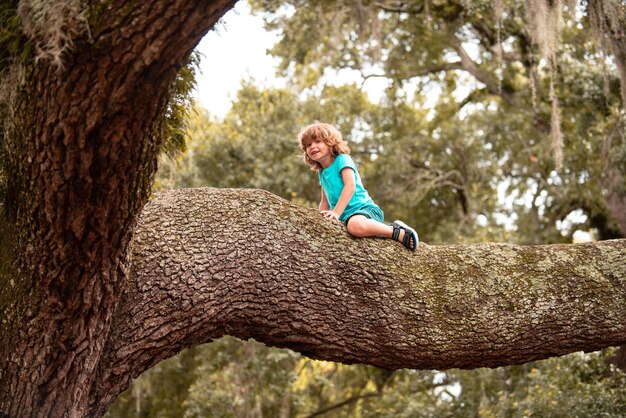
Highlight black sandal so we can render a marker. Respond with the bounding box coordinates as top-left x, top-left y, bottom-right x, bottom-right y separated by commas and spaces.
391, 220, 419, 251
